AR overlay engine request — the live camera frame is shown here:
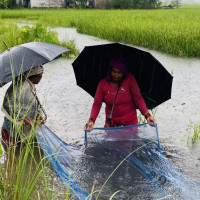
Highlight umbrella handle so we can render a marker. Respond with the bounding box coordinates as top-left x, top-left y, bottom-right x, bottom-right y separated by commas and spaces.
2, 41, 10, 51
